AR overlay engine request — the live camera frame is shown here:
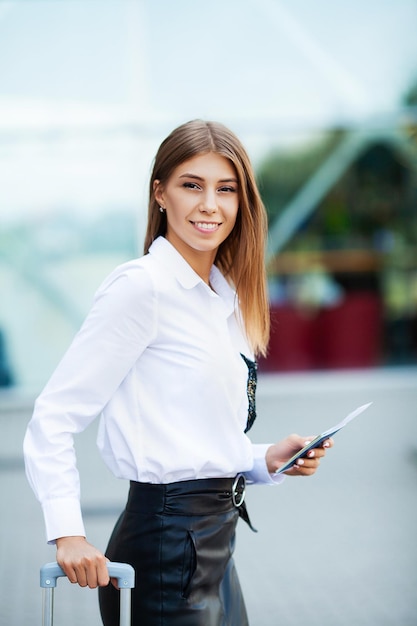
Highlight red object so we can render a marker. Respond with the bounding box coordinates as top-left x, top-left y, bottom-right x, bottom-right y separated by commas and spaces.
317, 293, 383, 369
259, 293, 383, 372
258, 304, 318, 372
